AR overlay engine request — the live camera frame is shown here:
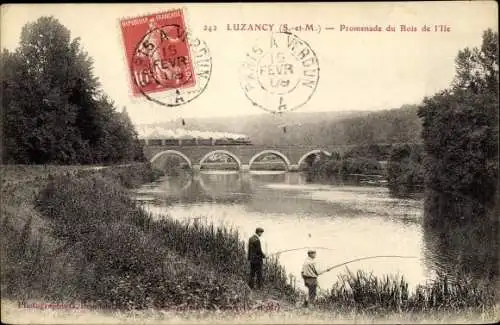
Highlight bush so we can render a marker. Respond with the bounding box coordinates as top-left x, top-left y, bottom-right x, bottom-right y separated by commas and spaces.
21, 170, 290, 310
308, 157, 383, 181
100, 163, 158, 188
341, 157, 383, 175
387, 144, 425, 196
2, 164, 292, 310
1, 215, 44, 299
35, 174, 138, 245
